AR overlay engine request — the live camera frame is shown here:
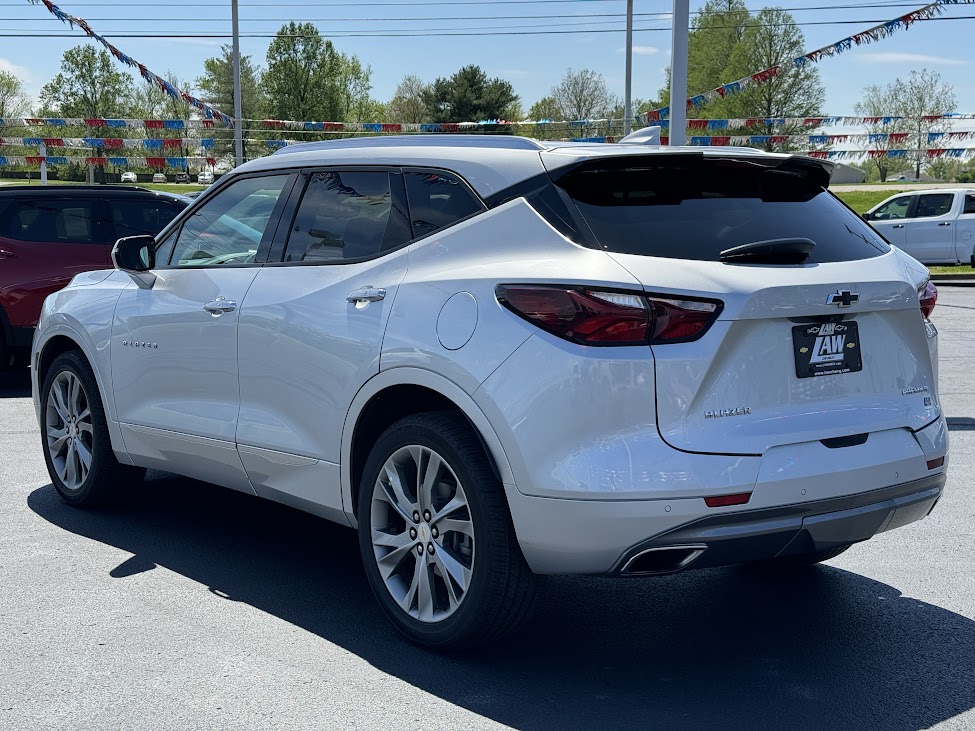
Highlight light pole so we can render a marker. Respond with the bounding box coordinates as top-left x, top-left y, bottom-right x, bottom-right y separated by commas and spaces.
623, 0, 634, 136
231, 0, 243, 167
669, 0, 690, 146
